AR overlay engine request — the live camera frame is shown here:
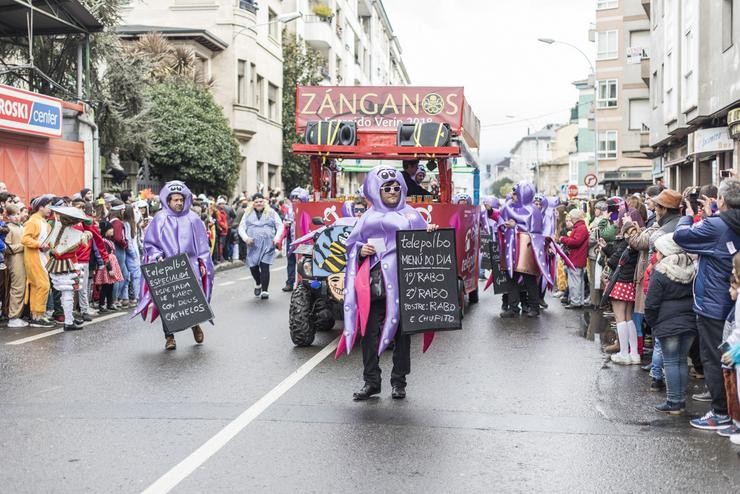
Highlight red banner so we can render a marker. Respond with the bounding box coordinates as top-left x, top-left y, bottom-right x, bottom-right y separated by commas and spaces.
296, 86, 464, 134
